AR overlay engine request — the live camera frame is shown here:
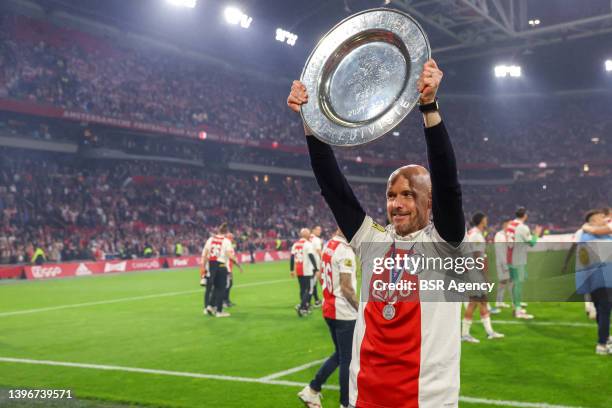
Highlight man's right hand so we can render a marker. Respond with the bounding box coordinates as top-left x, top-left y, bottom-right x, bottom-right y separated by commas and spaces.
287, 80, 308, 113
